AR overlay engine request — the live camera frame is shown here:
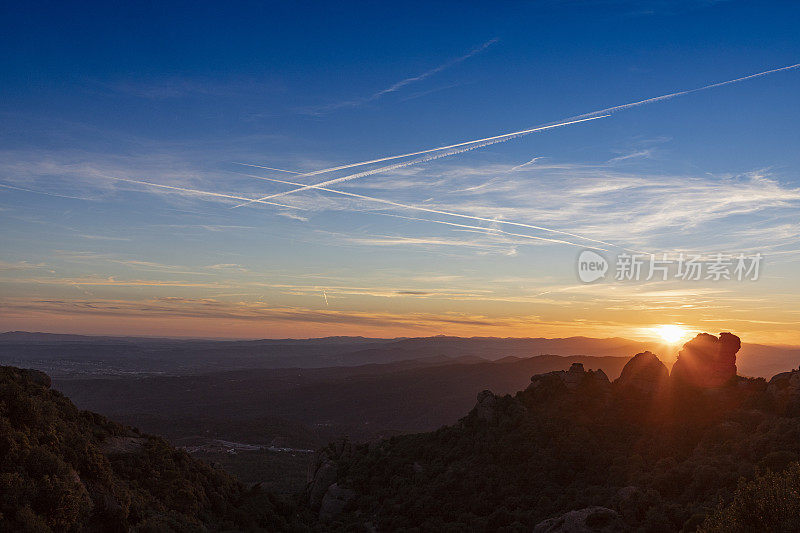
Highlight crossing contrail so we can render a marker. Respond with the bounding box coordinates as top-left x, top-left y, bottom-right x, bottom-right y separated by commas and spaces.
233, 171, 648, 253
231, 115, 609, 208
103, 176, 303, 210
235, 62, 800, 196
232, 116, 606, 183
